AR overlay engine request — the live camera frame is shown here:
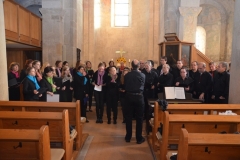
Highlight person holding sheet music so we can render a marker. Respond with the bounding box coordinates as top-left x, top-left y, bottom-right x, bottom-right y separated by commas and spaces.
92, 62, 108, 123
60, 66, 73, 102
40, 66, 60, 101
23, 67, 43, 101
175, 68, 194, 93
20, 59, 33, 82
8, 62, 21, 101
73, 66, 89, 120
157, 64, 173, 93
